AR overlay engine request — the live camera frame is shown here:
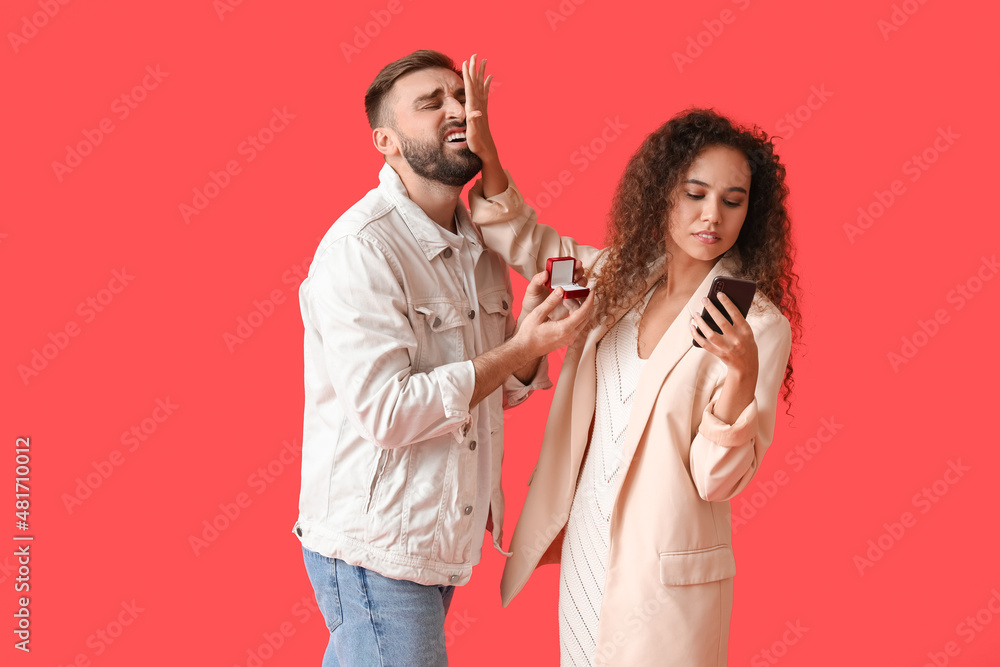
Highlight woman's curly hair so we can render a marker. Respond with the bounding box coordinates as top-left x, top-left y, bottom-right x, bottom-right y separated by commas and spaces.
591, 107, 802, 405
